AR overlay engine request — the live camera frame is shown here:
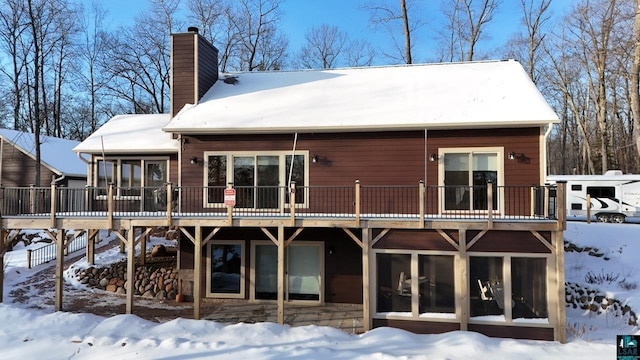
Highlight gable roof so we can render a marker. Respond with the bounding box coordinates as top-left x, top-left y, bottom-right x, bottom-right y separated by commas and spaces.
0, 128, 86, 178
164, 59, 560, 135
73, 114, 178, 154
